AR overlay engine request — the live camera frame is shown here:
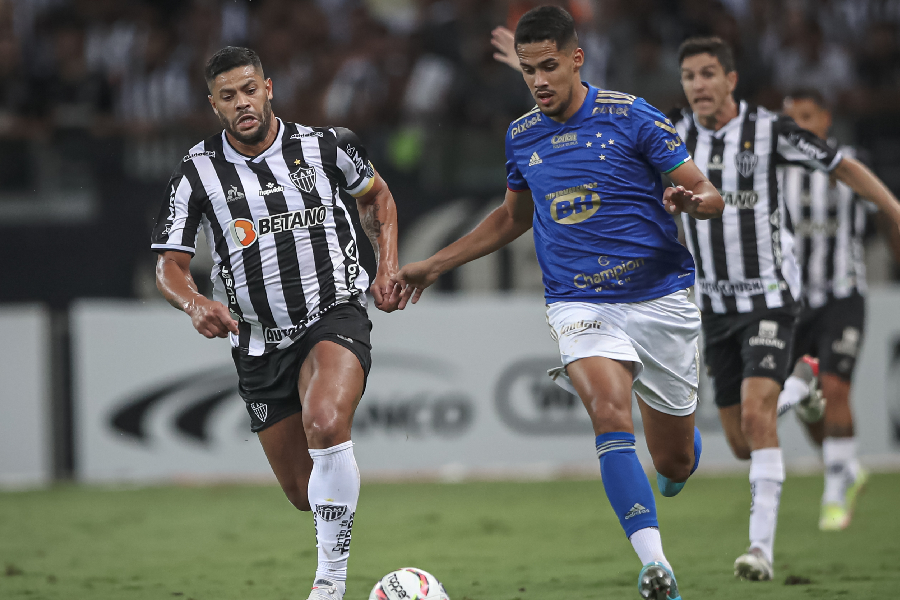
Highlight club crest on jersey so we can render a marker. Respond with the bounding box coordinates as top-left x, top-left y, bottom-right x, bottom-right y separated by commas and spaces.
734, 149, 758, 177
290, 163, 317, 193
